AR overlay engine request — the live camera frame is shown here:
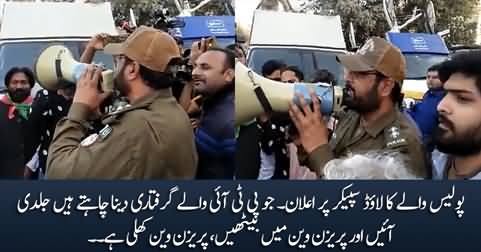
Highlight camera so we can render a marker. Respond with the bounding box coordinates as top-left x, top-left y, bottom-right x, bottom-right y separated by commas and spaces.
153, 8, 185, 33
